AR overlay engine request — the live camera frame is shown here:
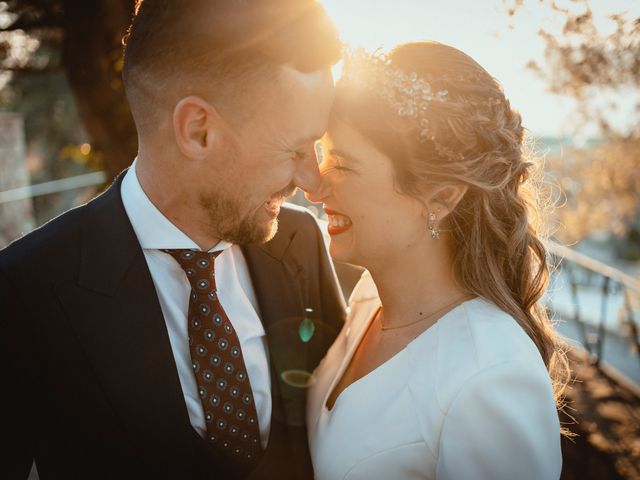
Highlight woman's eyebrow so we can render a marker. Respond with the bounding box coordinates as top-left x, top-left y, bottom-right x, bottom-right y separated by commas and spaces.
329, 149, 360, 165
